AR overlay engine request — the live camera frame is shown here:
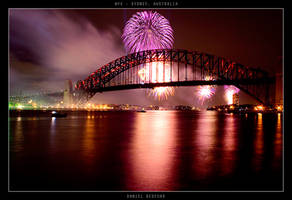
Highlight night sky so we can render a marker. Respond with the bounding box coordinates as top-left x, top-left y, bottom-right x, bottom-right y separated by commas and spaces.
9, 9, 283, 107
